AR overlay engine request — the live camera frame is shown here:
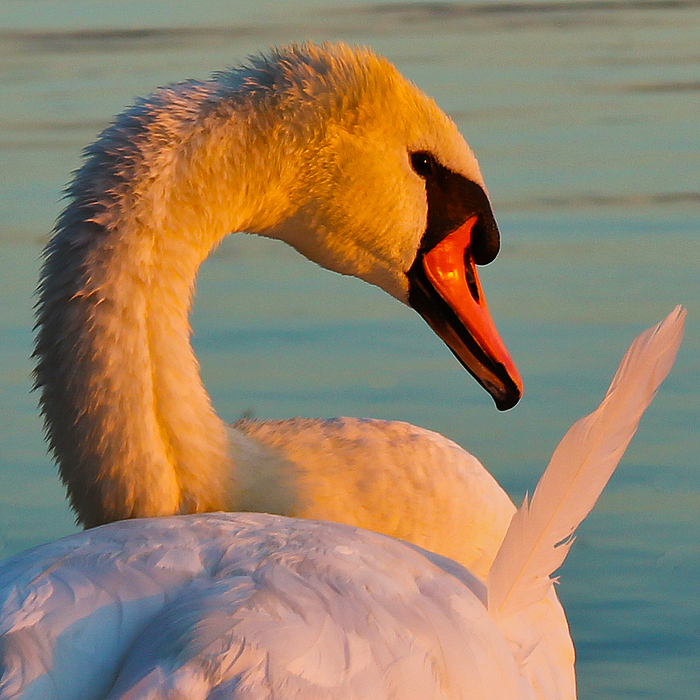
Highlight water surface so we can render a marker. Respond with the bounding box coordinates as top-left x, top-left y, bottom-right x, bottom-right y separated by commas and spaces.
0, 2, 698, 698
